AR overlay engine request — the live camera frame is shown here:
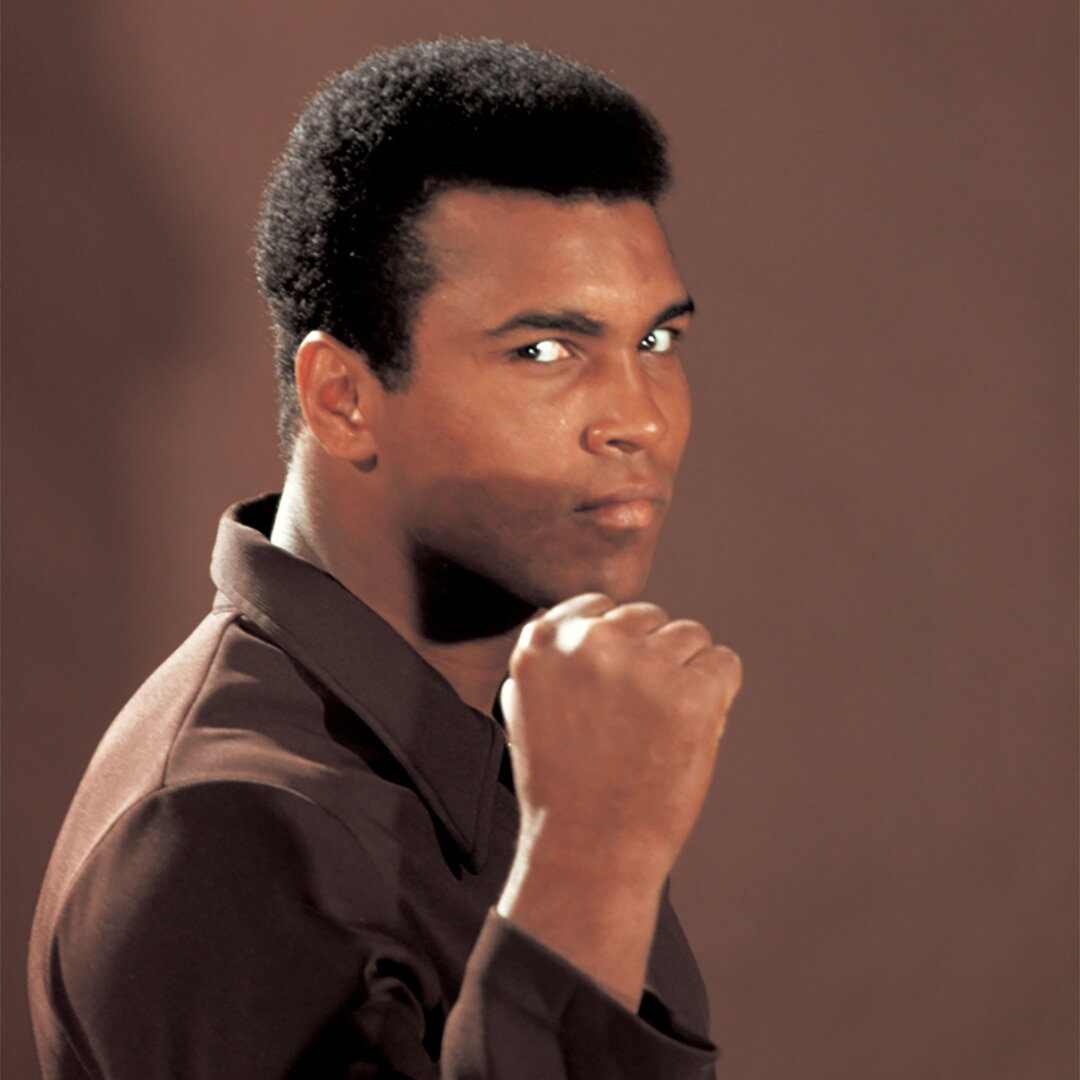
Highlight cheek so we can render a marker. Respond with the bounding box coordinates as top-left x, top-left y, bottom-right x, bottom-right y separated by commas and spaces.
675, 397, 692, 460
388, 395, 576, 531
656, 371, 692, 464
404, 384, 577, 487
